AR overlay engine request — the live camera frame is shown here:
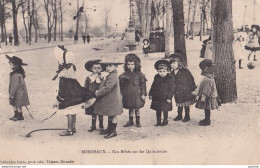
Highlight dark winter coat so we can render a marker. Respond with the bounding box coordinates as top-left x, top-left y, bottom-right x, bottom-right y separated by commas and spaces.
119, 71, 147, 109
149, 74, 175, 112
84, 76, 101, 115
170, 68, 196, 104
94, 70, 123, 116
9, 73, 30, 107
57, 77, 95, 109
